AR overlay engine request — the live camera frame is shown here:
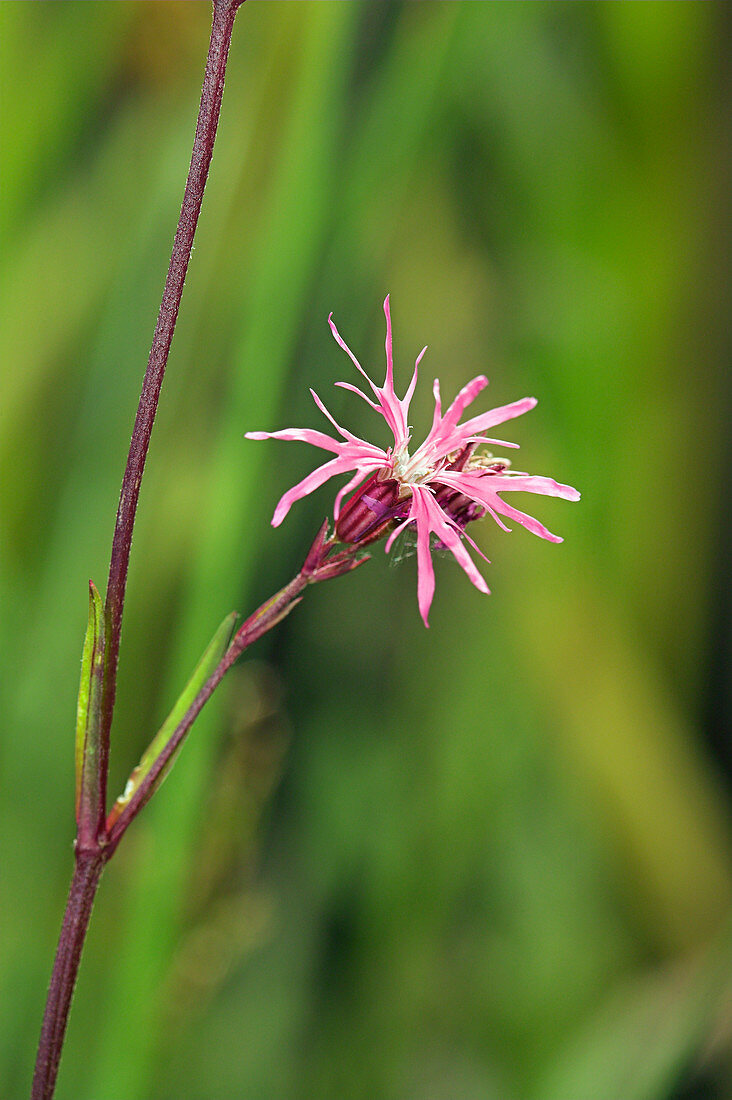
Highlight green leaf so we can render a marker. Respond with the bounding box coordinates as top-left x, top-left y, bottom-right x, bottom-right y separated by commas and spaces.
75, 580, 106, 829
107, 612, 237, 827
